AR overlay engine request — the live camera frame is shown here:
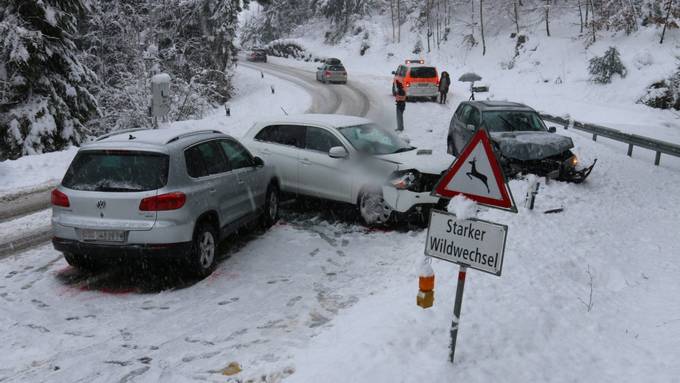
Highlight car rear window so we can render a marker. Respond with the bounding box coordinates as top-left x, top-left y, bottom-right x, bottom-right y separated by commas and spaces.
329, 66, 345, 71
409, 67, 437, 78
62, 150, 169, 192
